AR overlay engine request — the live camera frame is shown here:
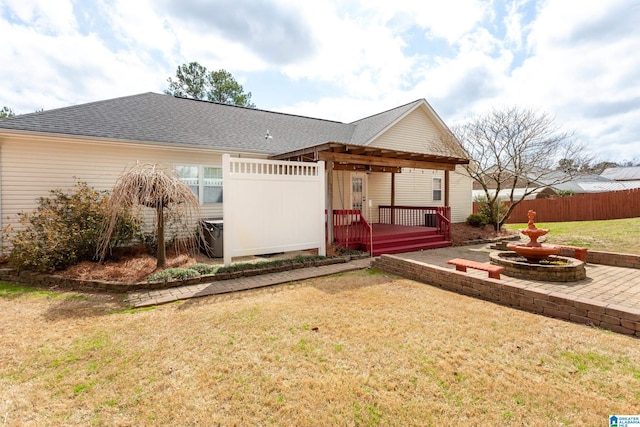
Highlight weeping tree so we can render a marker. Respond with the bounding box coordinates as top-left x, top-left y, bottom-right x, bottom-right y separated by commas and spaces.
97, 162, 202, 268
